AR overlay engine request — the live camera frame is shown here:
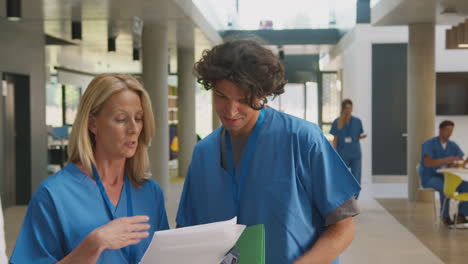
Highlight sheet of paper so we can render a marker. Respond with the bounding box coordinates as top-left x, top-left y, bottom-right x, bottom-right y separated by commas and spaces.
140, 217, 245, 264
